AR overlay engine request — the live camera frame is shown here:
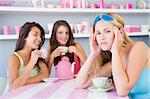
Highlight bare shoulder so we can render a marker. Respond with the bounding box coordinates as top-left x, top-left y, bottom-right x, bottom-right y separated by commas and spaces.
128, 41, 148, 63
9, 53, 19, 63
131, 41, 148, 53
75, 42, 83, 48
75, 42, 86, 52
8, 53, 20, 68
